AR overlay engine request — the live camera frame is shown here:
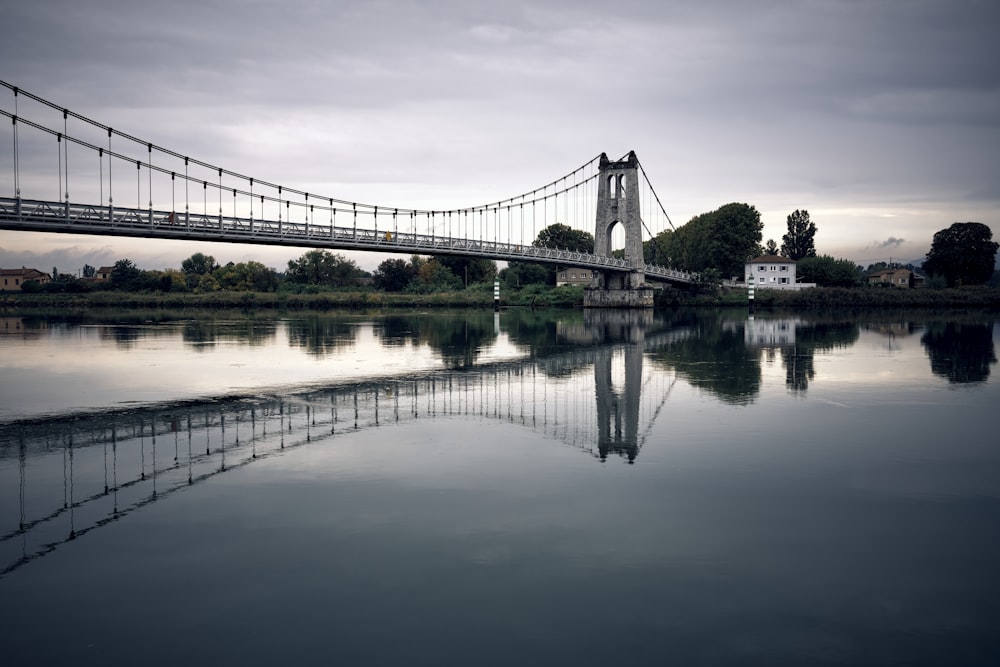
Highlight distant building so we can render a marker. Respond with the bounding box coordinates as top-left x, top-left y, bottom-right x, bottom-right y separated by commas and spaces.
0, 267, 51, 291
744, 255, 813, 290
556, 267, 596, 287
95, 266, 115, 281
867, 268, 917, 288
